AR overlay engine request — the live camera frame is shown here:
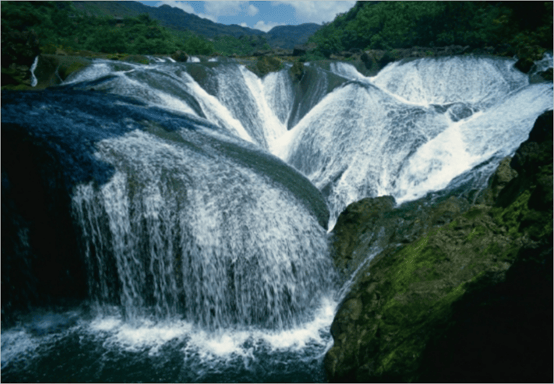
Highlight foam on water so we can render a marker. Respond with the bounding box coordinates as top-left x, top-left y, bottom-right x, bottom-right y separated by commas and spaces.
84, 293, 336, 356
1, 329, 41, 369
